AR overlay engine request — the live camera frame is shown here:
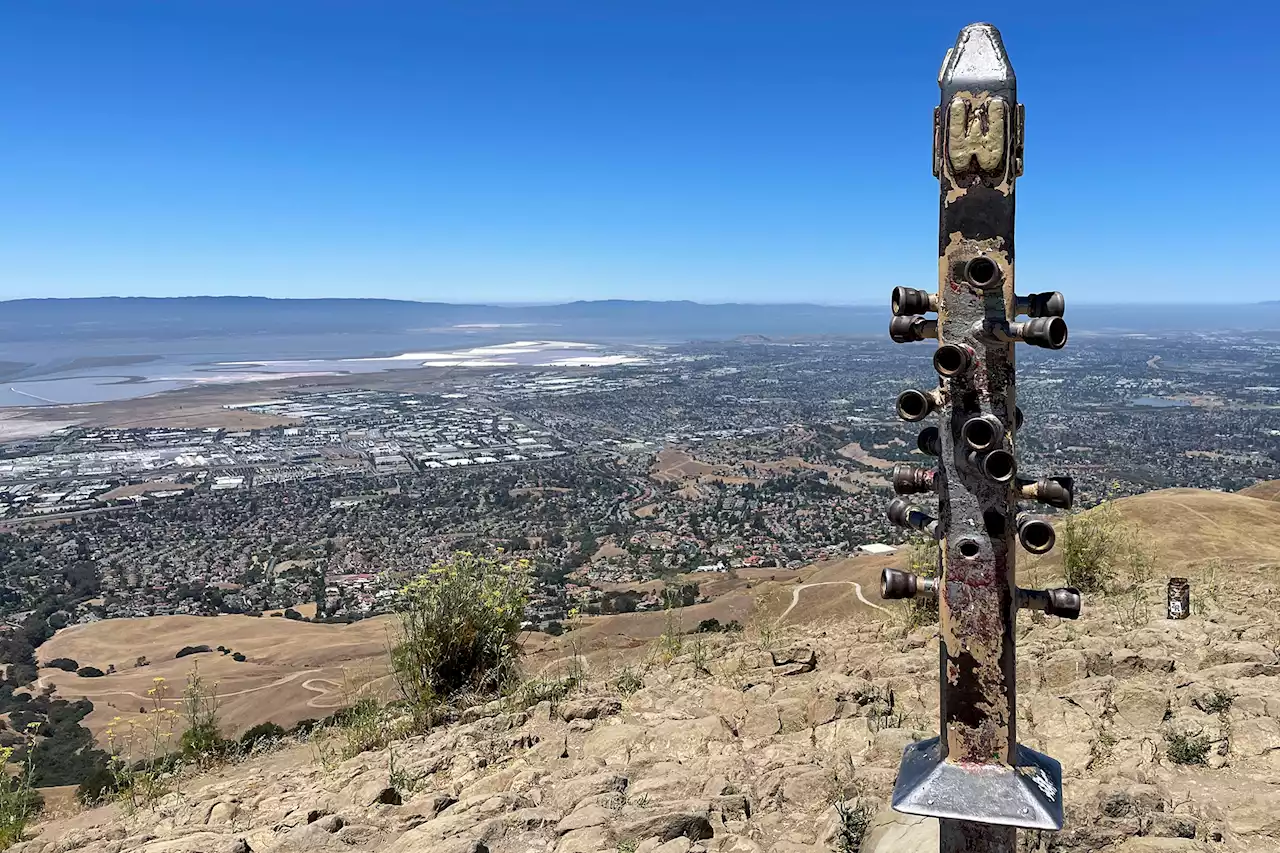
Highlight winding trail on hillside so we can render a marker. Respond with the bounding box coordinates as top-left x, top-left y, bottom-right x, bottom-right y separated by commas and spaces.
778, 581, 889, 622
36, 668, 324, 705
301, 674, 396, 709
